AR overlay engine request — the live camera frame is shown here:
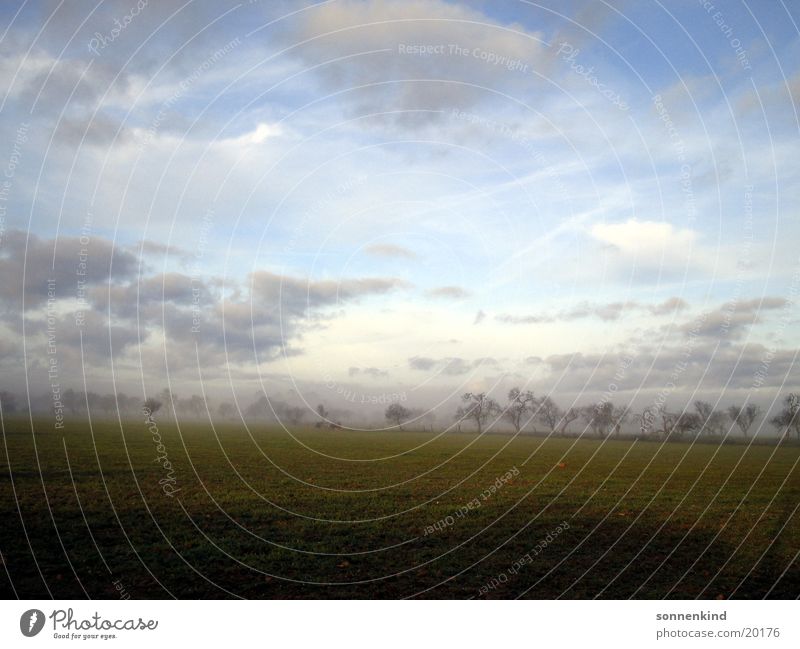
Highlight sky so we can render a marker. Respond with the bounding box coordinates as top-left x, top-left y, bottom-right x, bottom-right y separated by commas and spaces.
0, 0, 798, 427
